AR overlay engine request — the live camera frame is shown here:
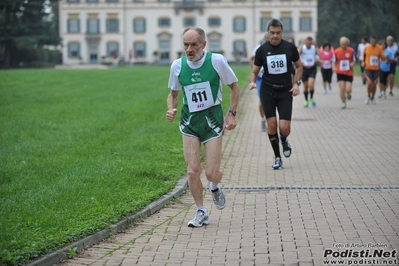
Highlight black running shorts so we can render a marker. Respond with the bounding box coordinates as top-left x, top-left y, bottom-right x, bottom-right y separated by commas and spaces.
260, 81, 293, 121
336, 74, 353, 83
365, 70, 379, 82
379, 71, 390, 86
302, 66, 317, 82
321, 68, 333, 83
